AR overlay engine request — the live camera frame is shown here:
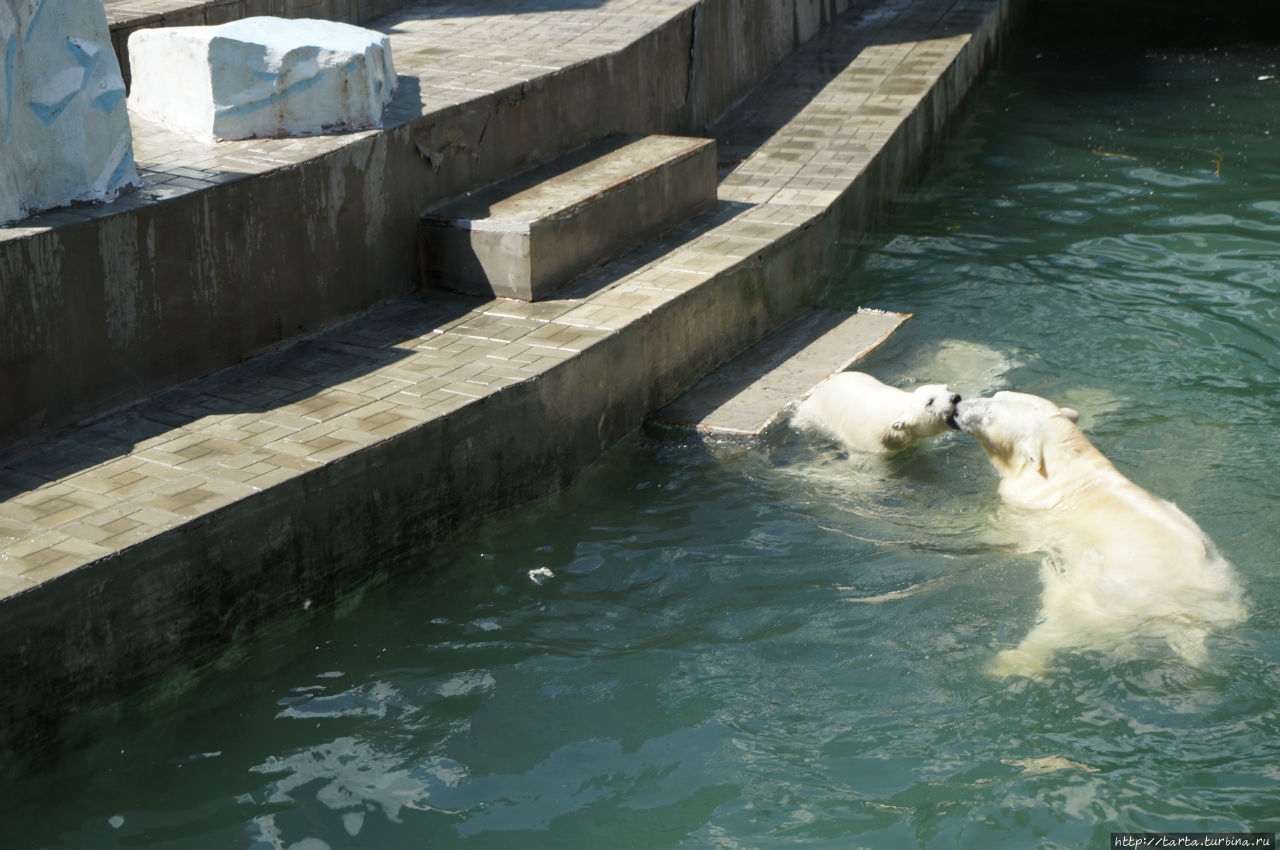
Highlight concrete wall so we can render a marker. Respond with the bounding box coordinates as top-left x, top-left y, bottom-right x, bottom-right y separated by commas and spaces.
1, 0, 838, 447
686, 0, 854, 129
